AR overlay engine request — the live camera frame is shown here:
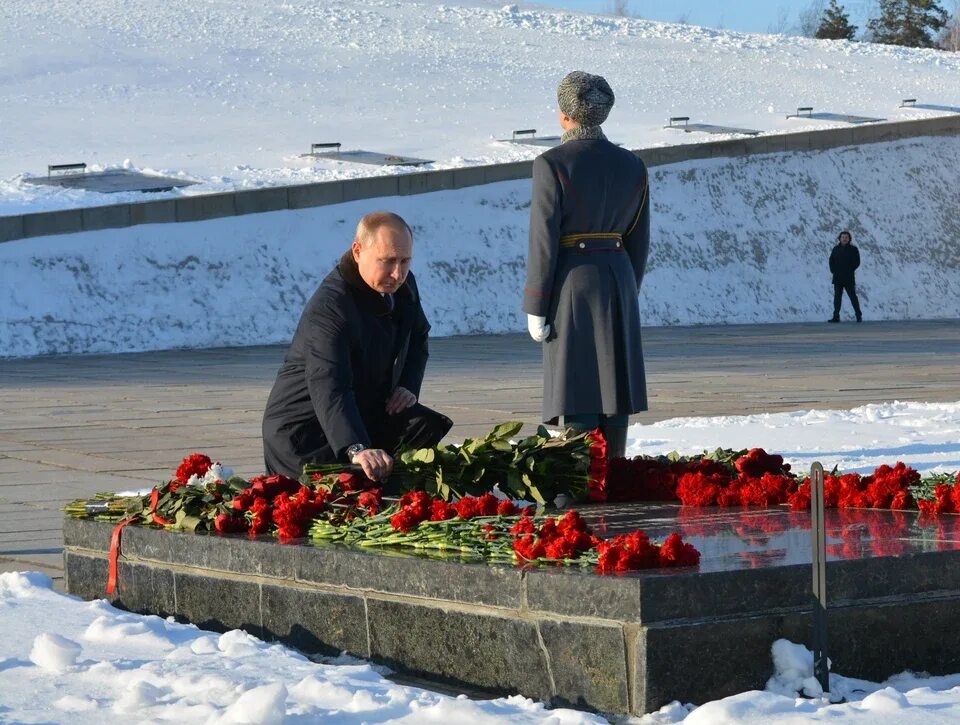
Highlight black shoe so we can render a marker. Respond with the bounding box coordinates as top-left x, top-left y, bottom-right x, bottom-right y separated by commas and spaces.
856, 315, 862, 323
828, 318, 840, 323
